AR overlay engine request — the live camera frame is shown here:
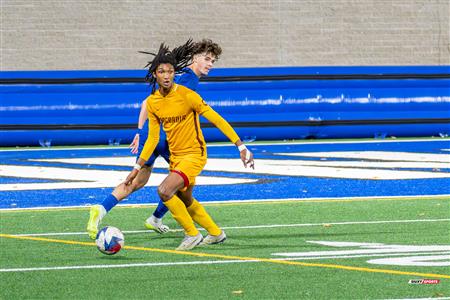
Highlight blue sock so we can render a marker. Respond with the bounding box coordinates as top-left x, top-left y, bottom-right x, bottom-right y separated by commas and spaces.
153, 200, 169, 218
101, 194, 119, 212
